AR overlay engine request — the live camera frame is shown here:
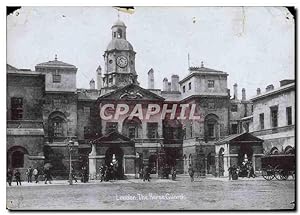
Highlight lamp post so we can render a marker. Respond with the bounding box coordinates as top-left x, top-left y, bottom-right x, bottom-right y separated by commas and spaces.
68, 140, 74, 185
